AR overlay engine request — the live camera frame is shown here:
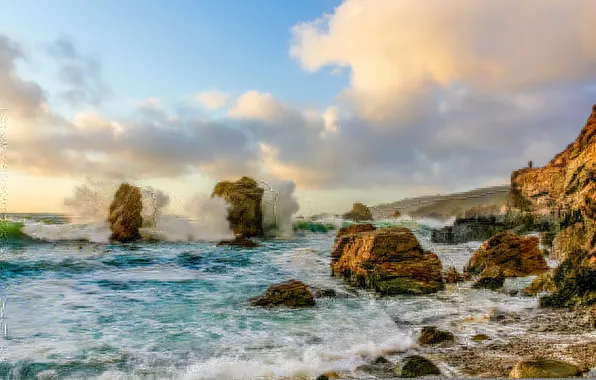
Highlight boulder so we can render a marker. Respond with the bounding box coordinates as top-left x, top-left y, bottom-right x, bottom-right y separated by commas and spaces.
471, 333, 490, 342
250, 279, 315, 307
331, 223, 376, 262
400, 355, 441, 378
523, 270, 557, 296
342, 202, 373, 221
419, 326, 454, 345
216, 236, 259, 248
472, 266, 505, 290
211, 176, 264, 238
443, 266, 467, 283
508, 358, 582, 378
331, 227, 444, 295
108, 183, 143, 243
464, 232, 548, 277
